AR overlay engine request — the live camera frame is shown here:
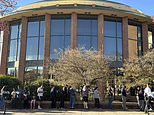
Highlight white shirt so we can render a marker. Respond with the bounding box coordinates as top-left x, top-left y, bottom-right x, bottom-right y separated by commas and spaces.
37, 87, 43, 97
144, 86, 151, 96
93, 90, 100, 99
